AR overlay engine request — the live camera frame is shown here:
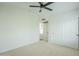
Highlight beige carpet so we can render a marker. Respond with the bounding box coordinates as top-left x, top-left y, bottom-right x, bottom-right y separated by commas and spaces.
0, 41, 79, 56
